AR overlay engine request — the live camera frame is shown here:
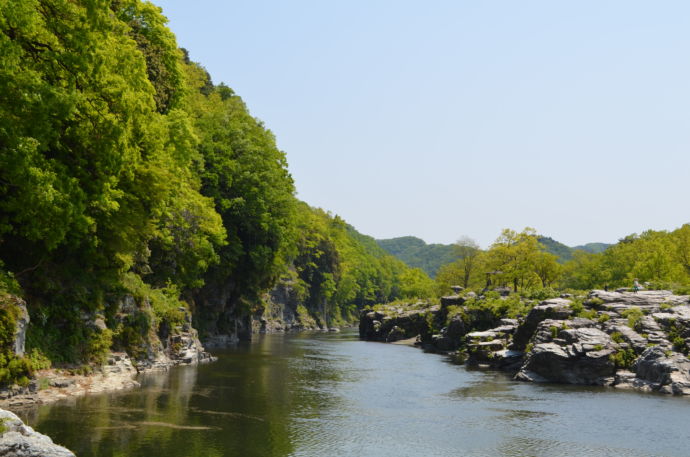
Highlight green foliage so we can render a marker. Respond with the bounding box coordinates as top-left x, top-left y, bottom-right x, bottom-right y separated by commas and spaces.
0, 295, 46, 385
288, 203, 416, 325
482, 228, 563, 292
537, 236, 575, 263
609, 348, 637, 369
621, 307, 644, 331
561, 226, 690, 290
185, 60, 294, 302
26, 348, 51, 371
550, 326, 559, 339
399, 268, 436, 299
523, 287, 559, 301
598, 314, 611, 324
610, 331, 624, 343
667, 323, 689, 355
464, 294, 532, 323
